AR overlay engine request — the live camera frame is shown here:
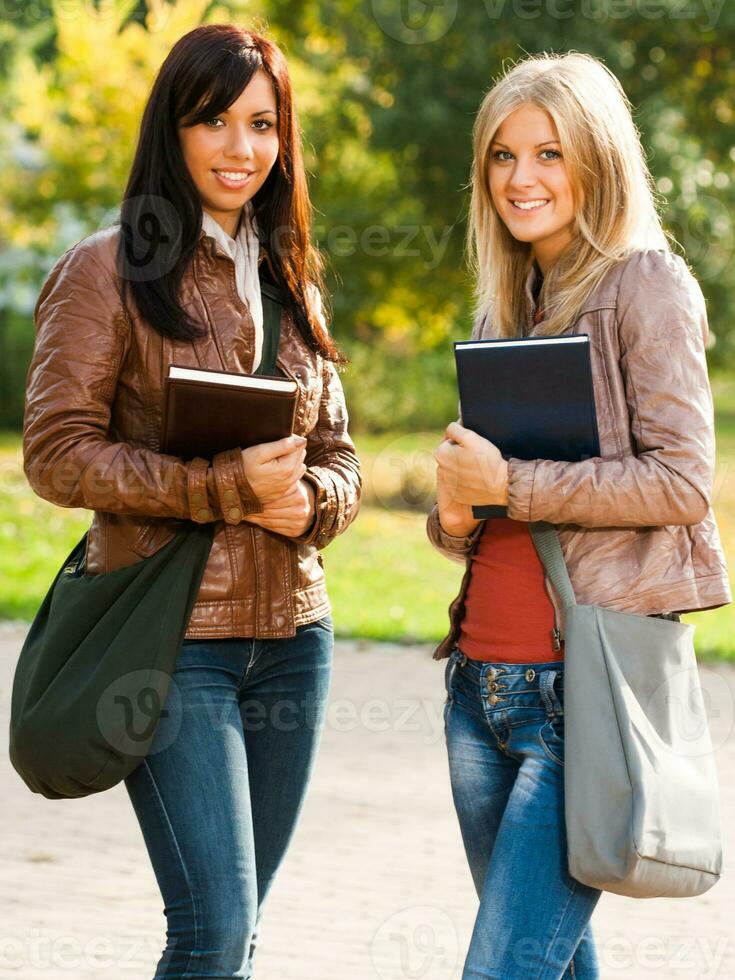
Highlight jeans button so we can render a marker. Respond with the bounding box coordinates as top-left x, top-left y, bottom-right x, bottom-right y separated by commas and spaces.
488, 680, 498, 692
525, 668, 536, 681
487, 694, 499, 705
